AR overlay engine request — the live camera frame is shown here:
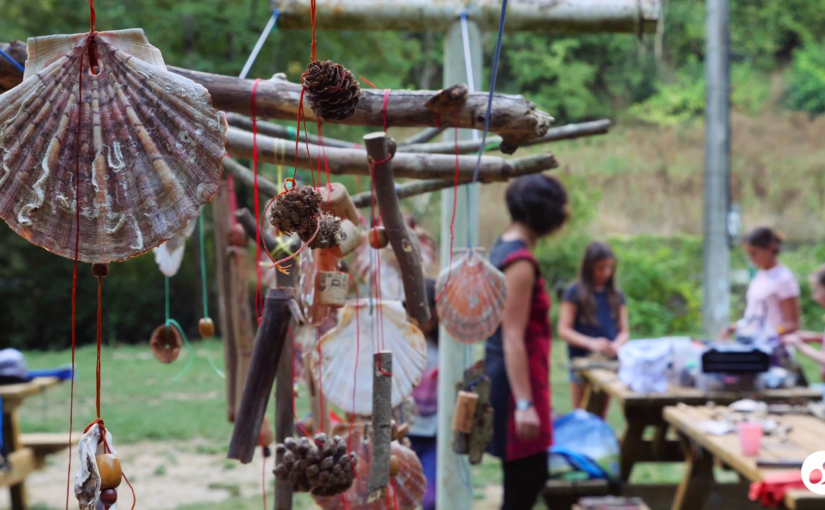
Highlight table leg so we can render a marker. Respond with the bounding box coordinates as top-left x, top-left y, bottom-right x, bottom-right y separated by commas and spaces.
671, 435, 714, 510
651, 422, 669, 458
581, 380, 606, 416
4, 409, 27, 510
619, 416, 645, 481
